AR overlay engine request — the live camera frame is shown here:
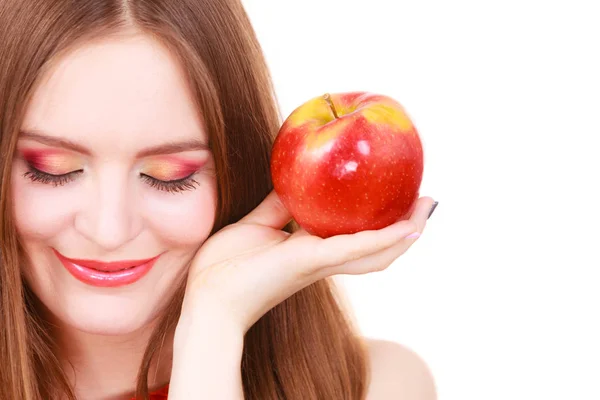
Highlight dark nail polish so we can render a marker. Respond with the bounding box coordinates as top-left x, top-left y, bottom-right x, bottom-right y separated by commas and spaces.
427, 201, 438, 219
